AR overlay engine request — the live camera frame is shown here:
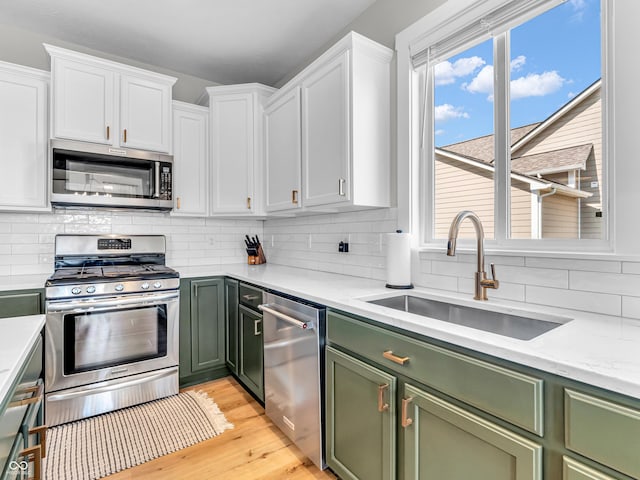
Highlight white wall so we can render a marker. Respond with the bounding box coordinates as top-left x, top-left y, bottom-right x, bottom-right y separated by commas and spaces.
0, 210, 261, 276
